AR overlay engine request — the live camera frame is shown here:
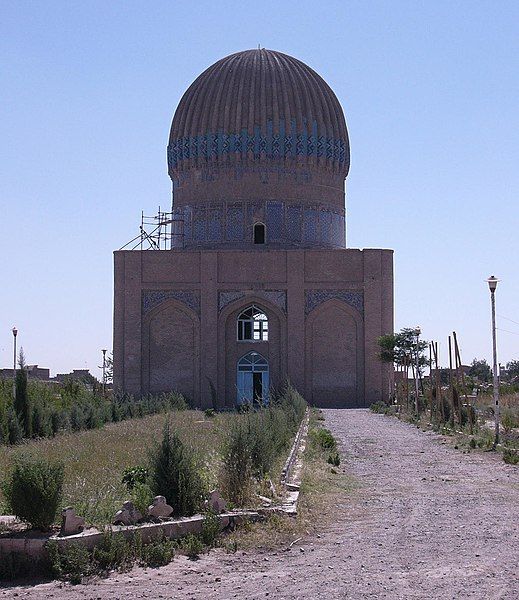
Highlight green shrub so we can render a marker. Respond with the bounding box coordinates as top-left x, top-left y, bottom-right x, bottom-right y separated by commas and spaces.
181, 534, 204, 560
48, 541, 91, 584
14, 367, 32, 438
2, 455, 64, 530
91, 531, 135, 573
149, 422, 204, 517
370, 401, 389, 414
122, 466, 149, 491
311, 427, 337, 451
503, 448, 519, 465
201, 511, 221, 547
204, 408, 216, 418
502, 410, 519, 433
131, 482, 154, 516
220, 419, 252, 506
140, 534, 175, 568
0, 551, 40, 581
327, 451, 341, 467
7, 408, 23, 444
